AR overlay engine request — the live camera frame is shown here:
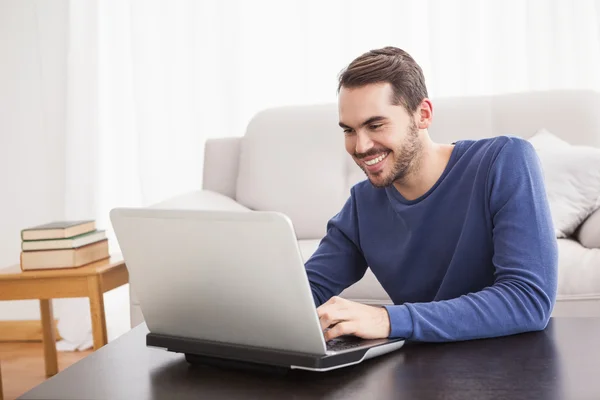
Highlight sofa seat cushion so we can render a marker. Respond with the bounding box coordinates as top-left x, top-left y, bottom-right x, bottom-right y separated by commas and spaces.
576, 208, 600, 249
556, 238, 600, 299
151, 190, 250, 211
297, 239, 321, 262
